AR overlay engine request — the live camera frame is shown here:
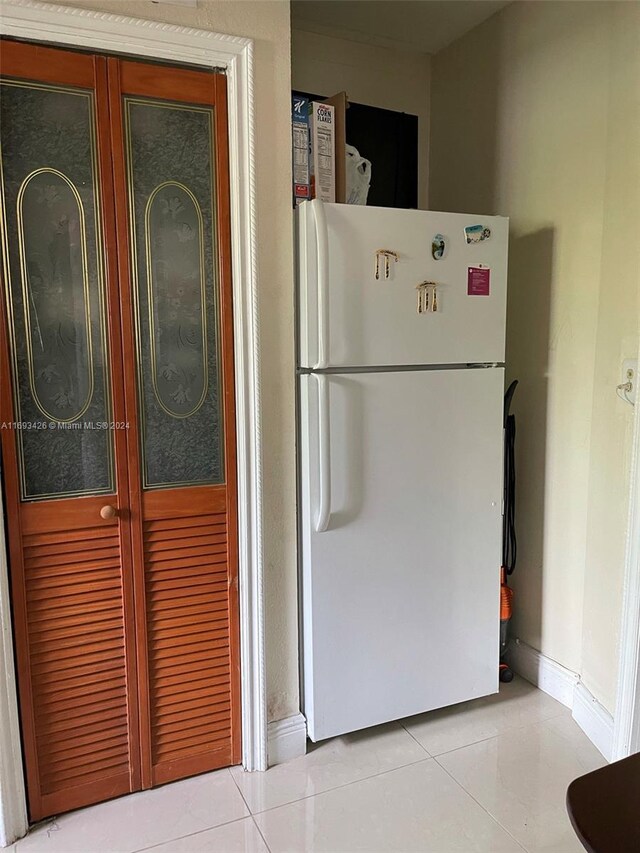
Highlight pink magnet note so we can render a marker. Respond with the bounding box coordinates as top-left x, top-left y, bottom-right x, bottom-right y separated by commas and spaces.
467, 266, 491, 296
